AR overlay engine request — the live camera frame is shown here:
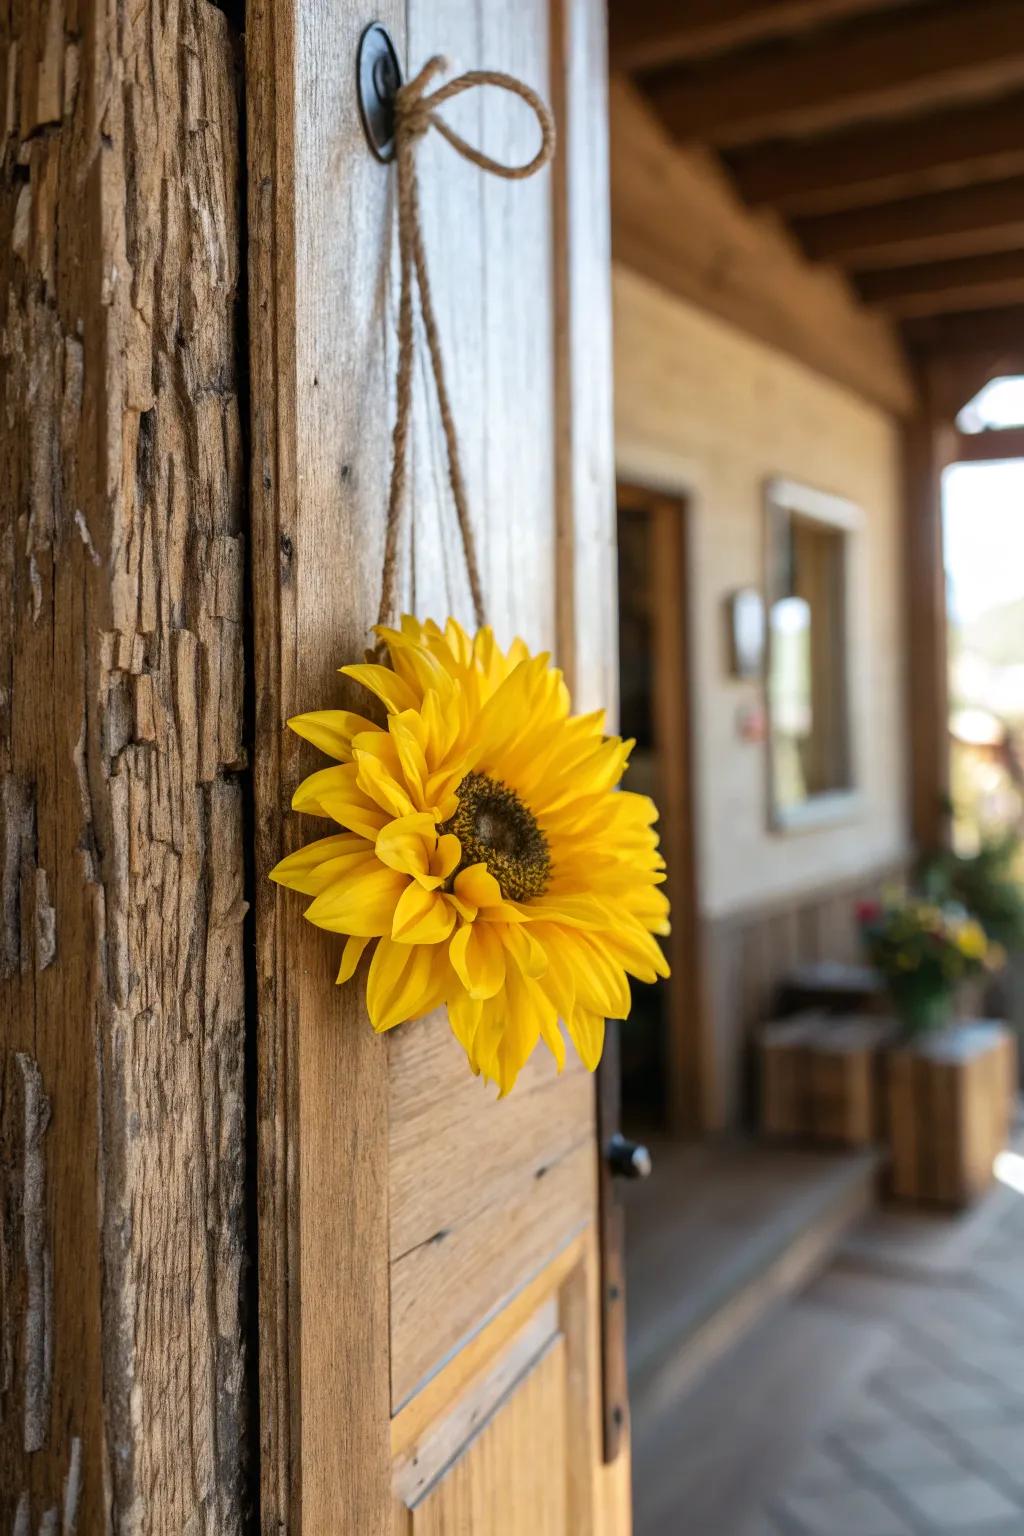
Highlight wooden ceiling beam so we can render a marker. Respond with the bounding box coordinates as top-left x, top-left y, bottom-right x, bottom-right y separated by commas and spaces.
793, 175, 1024, 267
608, 78, 916, 418
608, 0, 904, 72
856, 250, 1024, 317
902, 305, 1024, 357
725, 91, 1024, 214
951, 426, 1024, 462
643, 0, 1024, 147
